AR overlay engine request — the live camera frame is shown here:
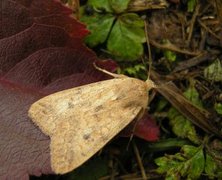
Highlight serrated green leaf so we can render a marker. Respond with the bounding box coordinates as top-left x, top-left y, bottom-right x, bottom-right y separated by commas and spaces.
168, 108, 200, 144
205, 154, 218, 179
168, 87, 202, 144
165, 175, 178, 180
107, 13, 145, 60
181, 145, 205, 179
215, 103, 222, 115
87, 0, 113, 12
119, 13, 145, 28
109, 0, 131, 13
155, 145, 204, 179
81, 13, 115, 47
155, 156, 181, 175
183, 87, 203, 107
204, 59, 222, 82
